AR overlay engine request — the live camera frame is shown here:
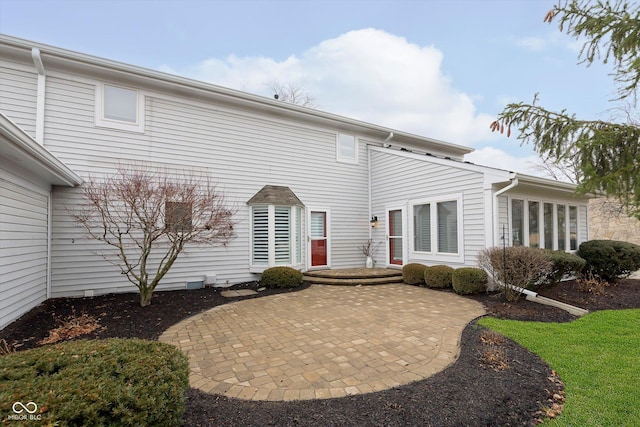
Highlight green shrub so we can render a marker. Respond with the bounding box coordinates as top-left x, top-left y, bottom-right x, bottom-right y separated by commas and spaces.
542, 249, 586, 284
452, 267, 488, 295
578, 240, 640, 282
261, 266, 303, 288
0, 338, 189, 426
402, 263, 428, 285
424, 265, 454, 288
